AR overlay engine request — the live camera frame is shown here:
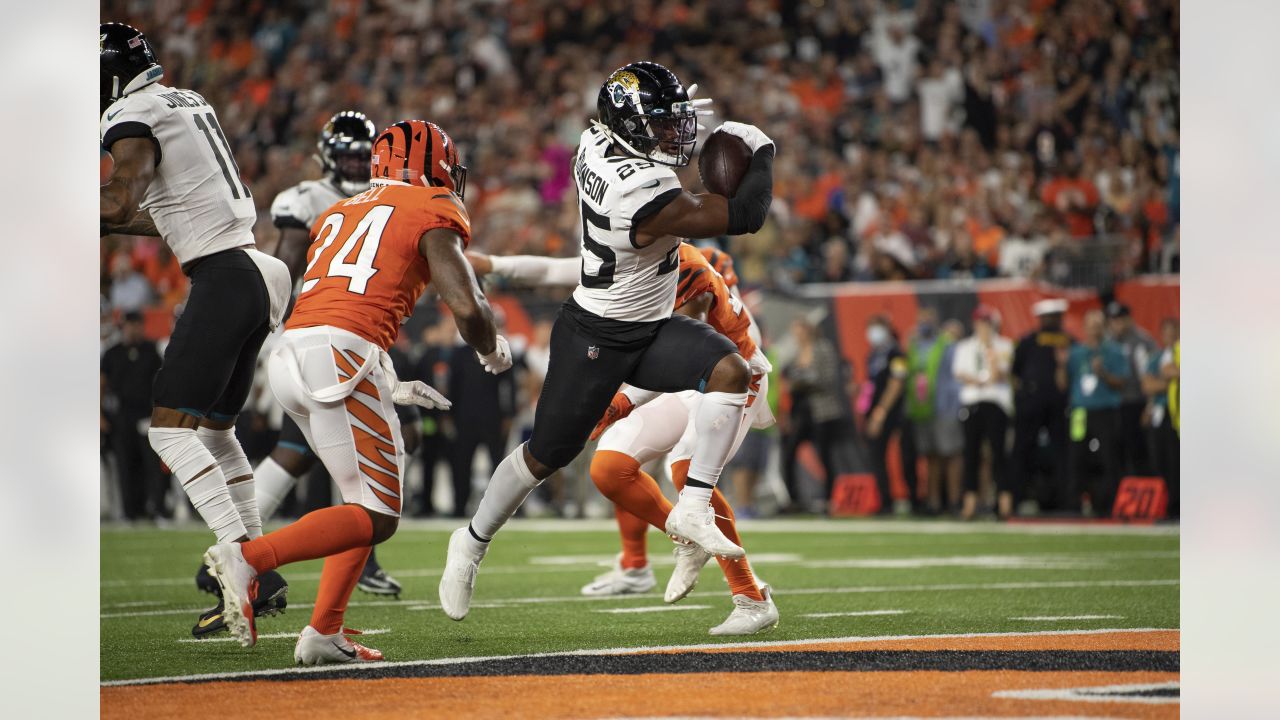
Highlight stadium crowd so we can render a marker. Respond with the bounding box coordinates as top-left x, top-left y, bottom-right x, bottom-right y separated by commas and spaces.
100, 0, 1180, 522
